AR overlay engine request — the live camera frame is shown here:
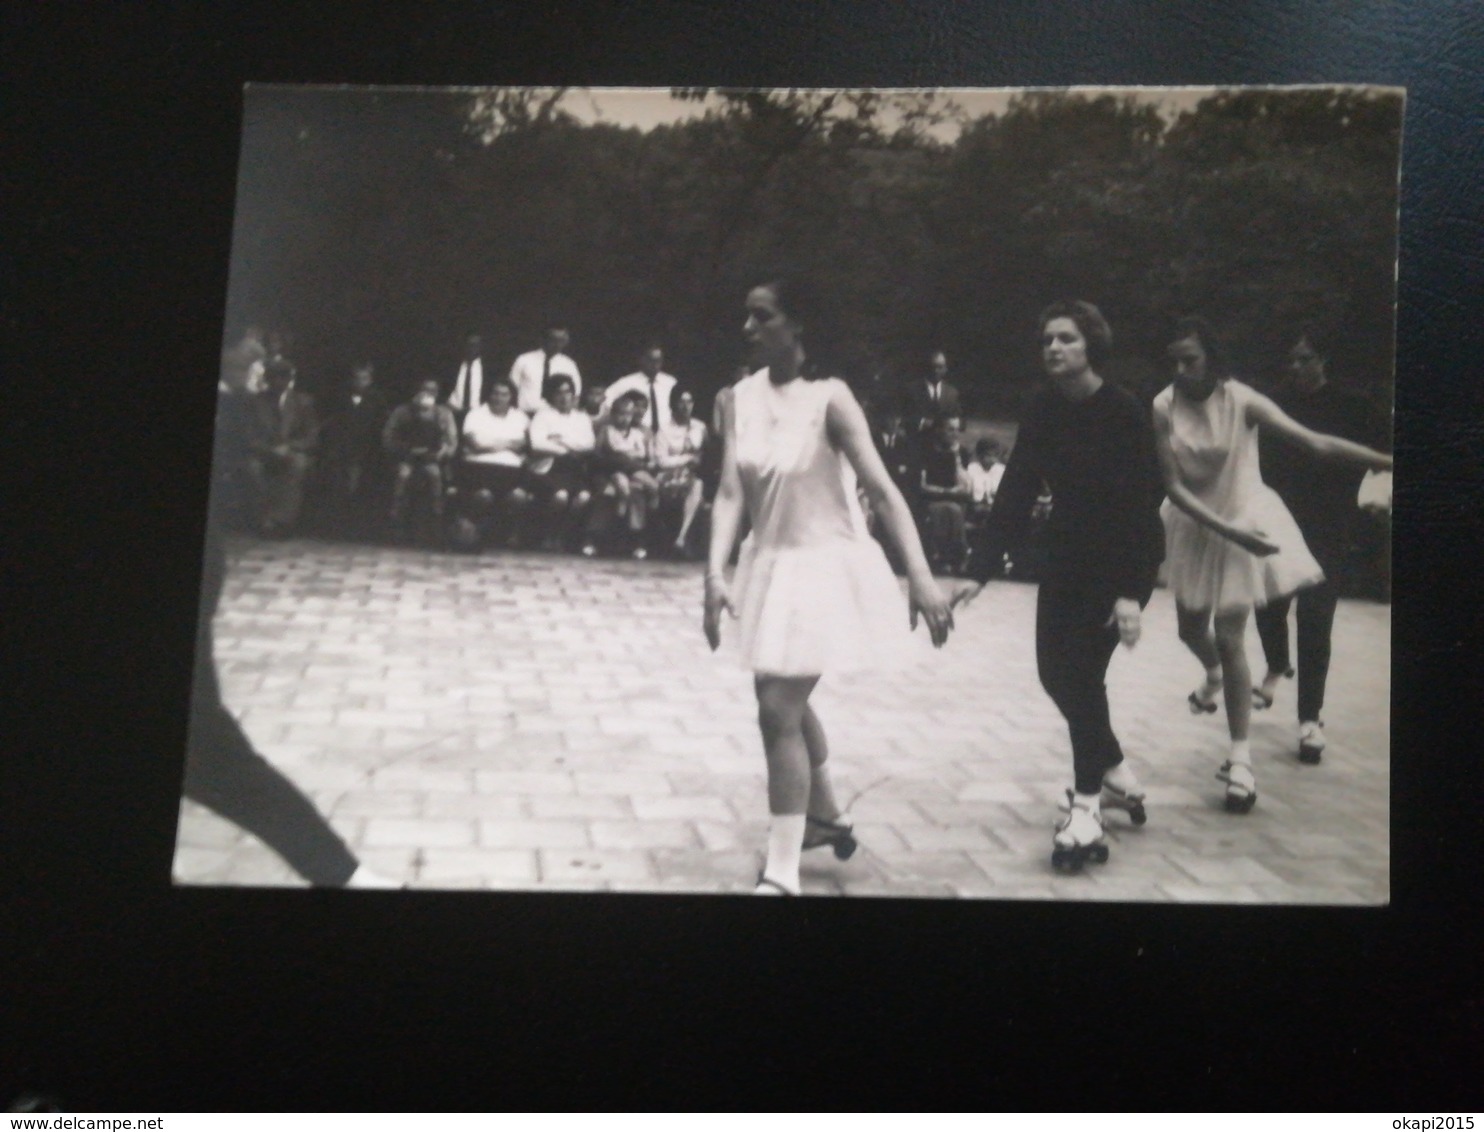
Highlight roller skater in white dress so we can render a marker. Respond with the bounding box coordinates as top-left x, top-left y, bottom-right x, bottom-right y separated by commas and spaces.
703, 275, 955, 895
1153, 317, 1392, 813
